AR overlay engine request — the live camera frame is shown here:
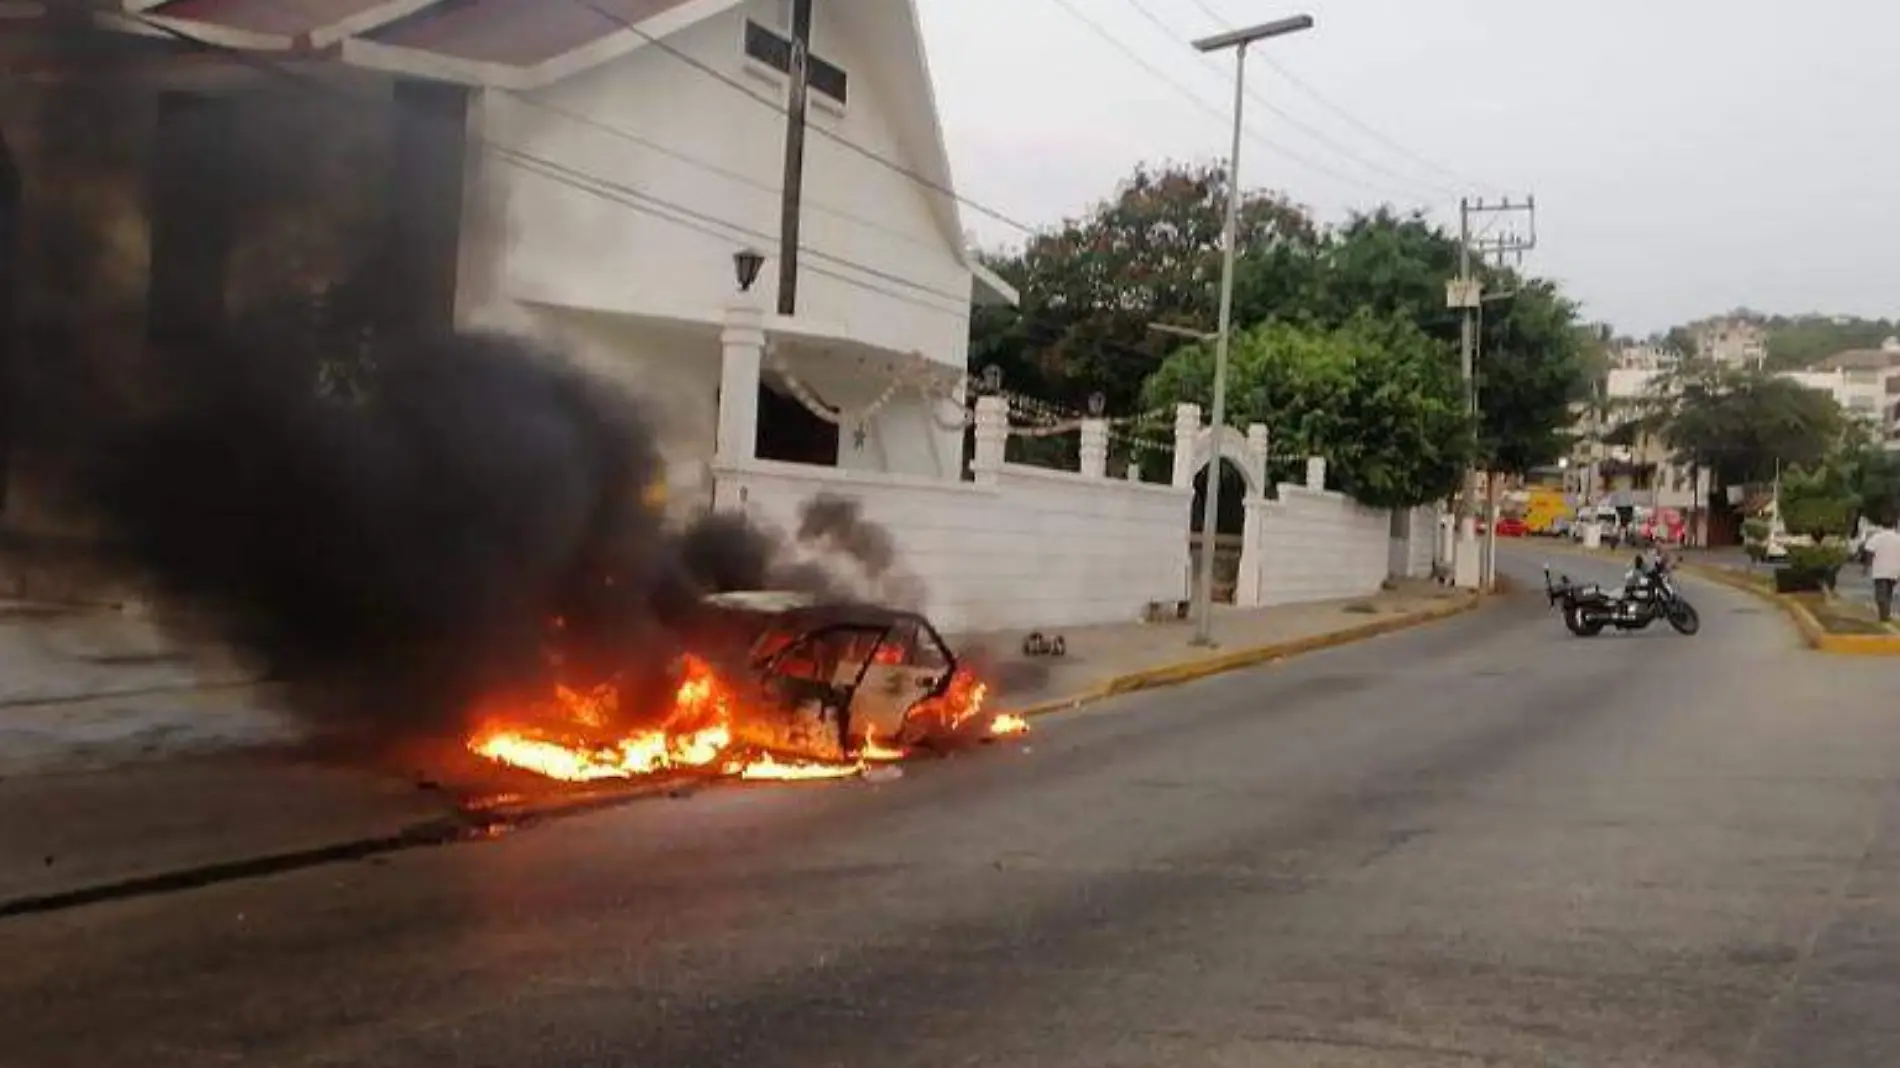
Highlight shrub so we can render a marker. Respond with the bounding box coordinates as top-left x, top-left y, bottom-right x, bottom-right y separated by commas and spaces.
1781, 495, 1857, 541
1742, 517, 1771, 564
1779, 542, 1850, 592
